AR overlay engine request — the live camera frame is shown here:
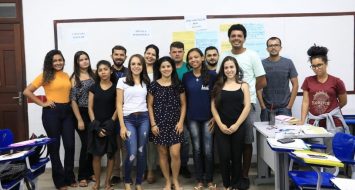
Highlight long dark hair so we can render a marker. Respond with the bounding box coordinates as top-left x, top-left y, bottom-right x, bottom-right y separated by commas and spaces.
145, 44, 160, 59
42, 49, 65, 85
144, 44, 160, 81
70, 51, 95, 87
125, 54, 150, 86
212, 56, 244, 107
154, 56, 180, 87
186, 48, 210, 86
